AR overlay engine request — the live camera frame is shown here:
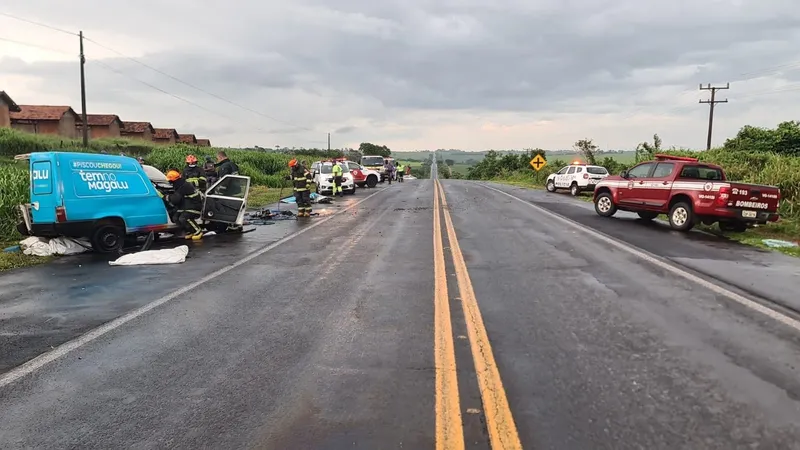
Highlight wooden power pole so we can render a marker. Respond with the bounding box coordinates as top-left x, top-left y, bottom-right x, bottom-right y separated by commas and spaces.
699, 83, 729, 150
79, 31, 88, 147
